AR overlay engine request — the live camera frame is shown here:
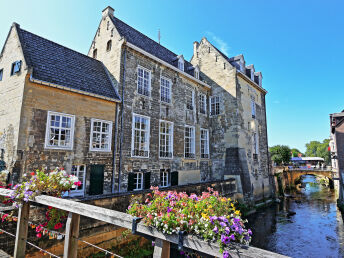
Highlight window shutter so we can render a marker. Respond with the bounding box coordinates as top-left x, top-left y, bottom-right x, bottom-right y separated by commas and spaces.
127, 173, 135, 191
171, 171, 178, 186
144, 172, 151, 189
